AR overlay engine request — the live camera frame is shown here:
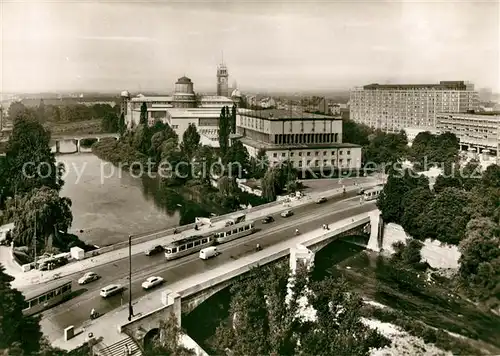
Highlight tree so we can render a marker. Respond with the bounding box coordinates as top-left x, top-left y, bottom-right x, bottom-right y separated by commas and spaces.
37, 99, 46, 123
101, 112, 119, 133
118, 113, 126, 135
418, 187, 471, 245
12, 187, 73, 252
458, 218, 500, 301
193, 145, 218, 185
342, 119, 372, 146
249, 149, 268, 179
132, 124, 151, 155
261, 169, 278, 202
139, 102, 148, 125
230, 105, 237, 134
433, 174, 463, 194
218, 106, 230, 158
0, 265, 44, 355
400, 186, 434, 239
4, 112, 64, 197
7, 102, 28, 120
180, 123, 200, 161
218, 176, 239, 197
143, 313, 195, 356
482, 164, 500, 188
224, 140, 249, 178
363, 131, 408, 169
377, 168, 429, 224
